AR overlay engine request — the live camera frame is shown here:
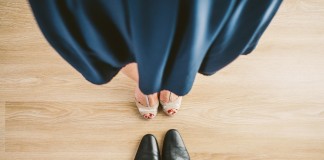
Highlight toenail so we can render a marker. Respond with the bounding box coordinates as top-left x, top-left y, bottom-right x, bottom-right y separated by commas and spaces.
168, 109, 174, 114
